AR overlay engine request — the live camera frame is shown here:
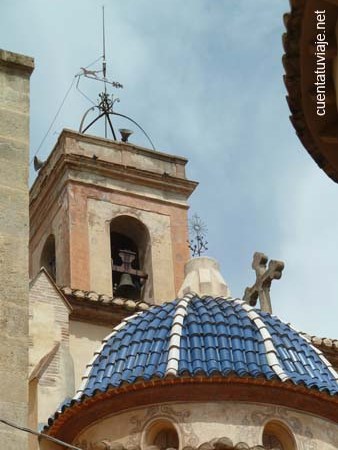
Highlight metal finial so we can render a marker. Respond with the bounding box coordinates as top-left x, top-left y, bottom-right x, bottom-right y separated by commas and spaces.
75, 7, 156, 150
188, 213, 208, 257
